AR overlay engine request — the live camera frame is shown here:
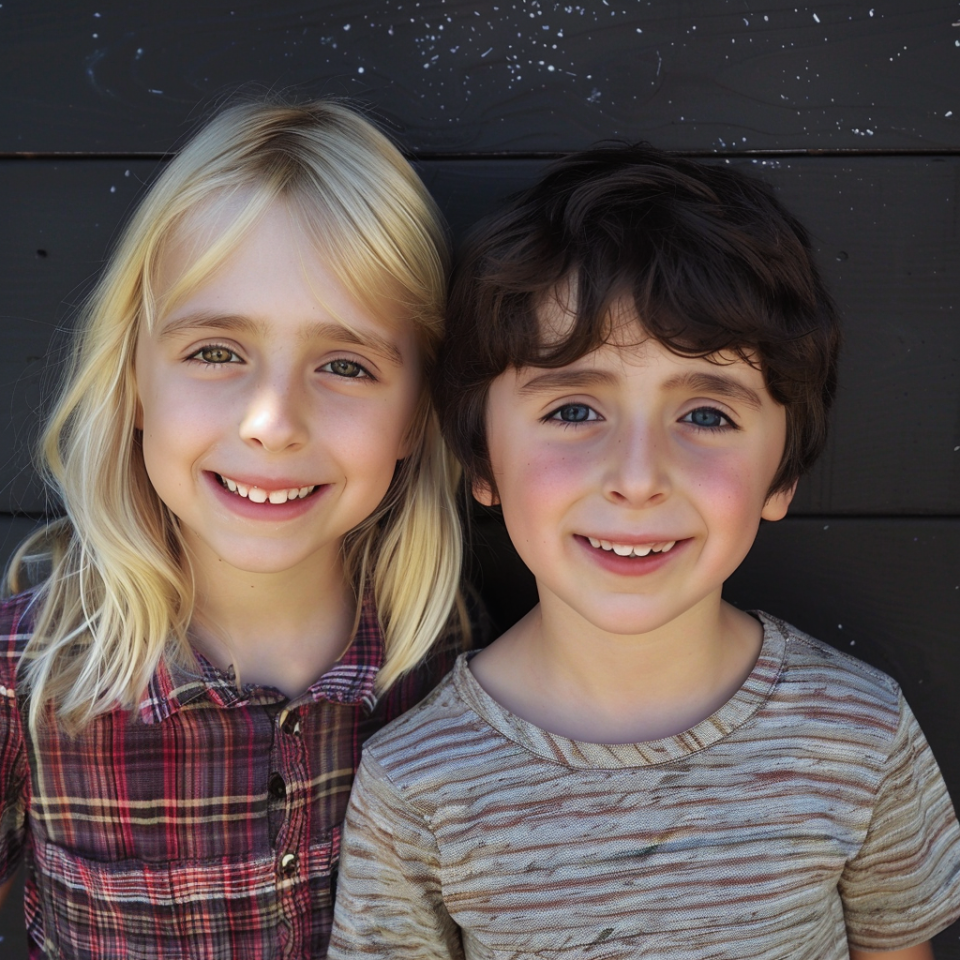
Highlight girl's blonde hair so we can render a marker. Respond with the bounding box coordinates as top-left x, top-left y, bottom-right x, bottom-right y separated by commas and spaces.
8, 98, 463, 734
